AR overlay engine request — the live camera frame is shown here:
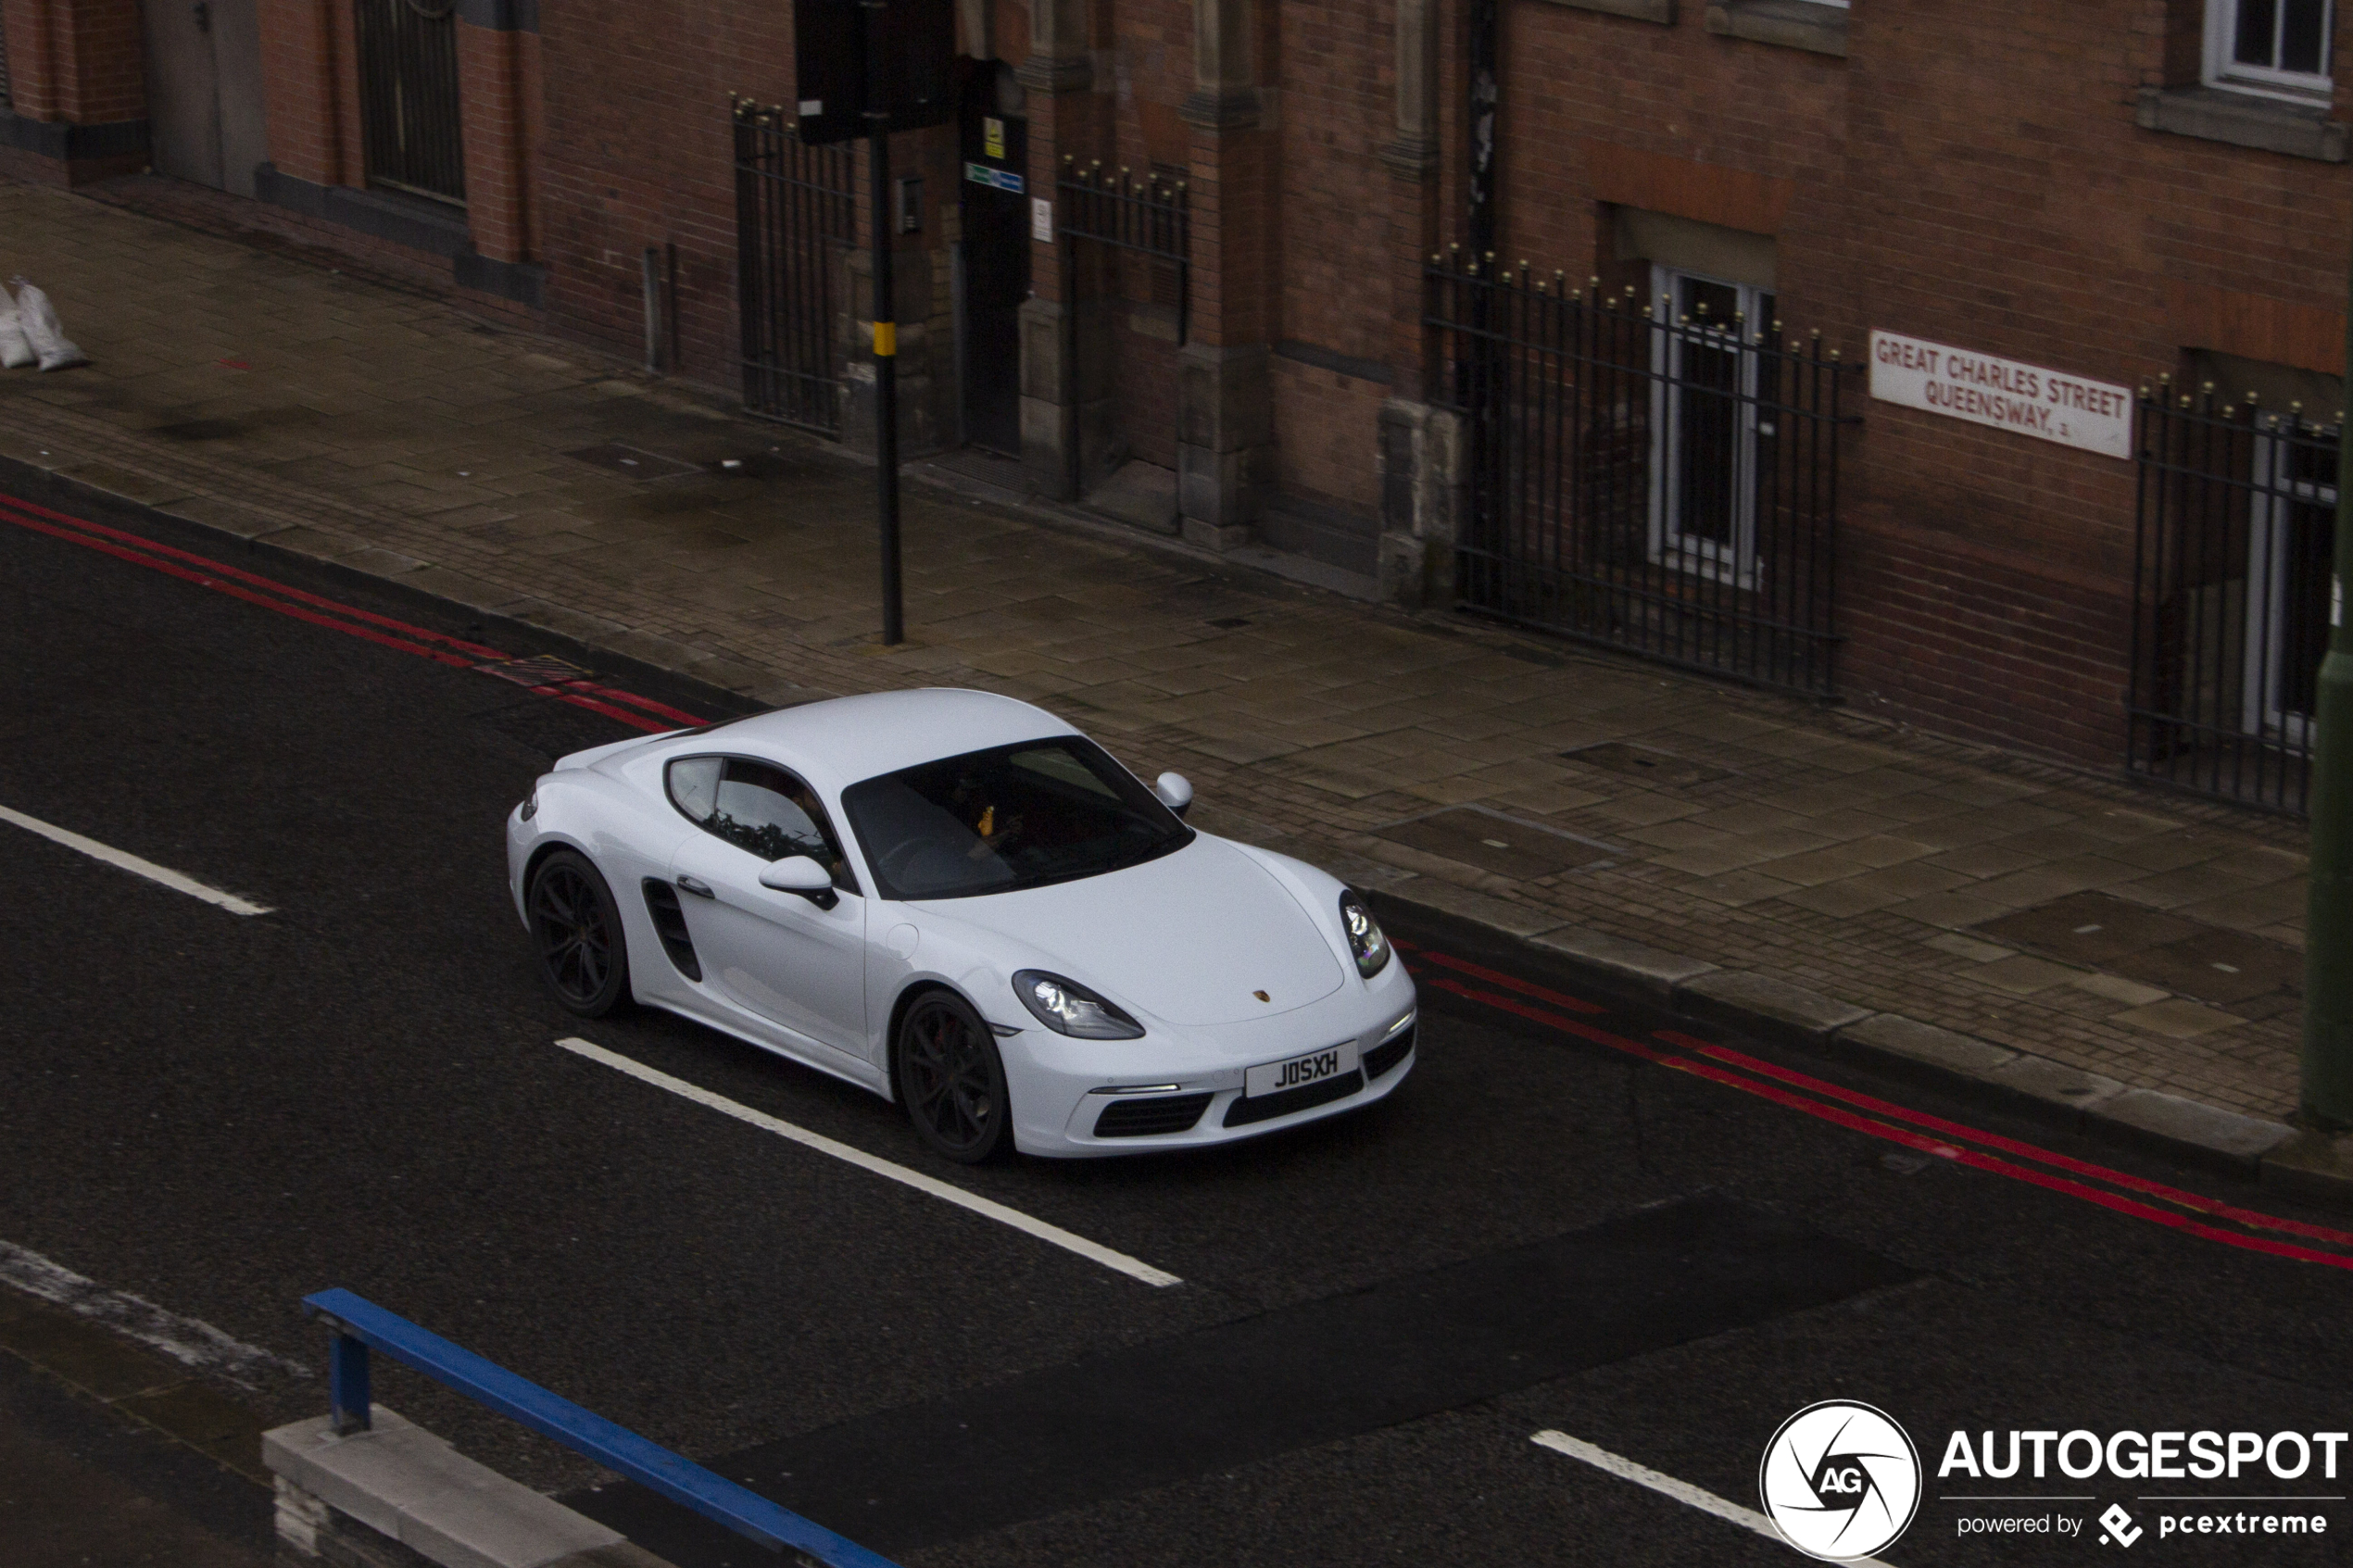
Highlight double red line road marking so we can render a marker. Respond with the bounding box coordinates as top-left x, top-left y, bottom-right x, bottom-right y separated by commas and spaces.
2, 488, 703, 734
1398, 938, 2353, 1273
